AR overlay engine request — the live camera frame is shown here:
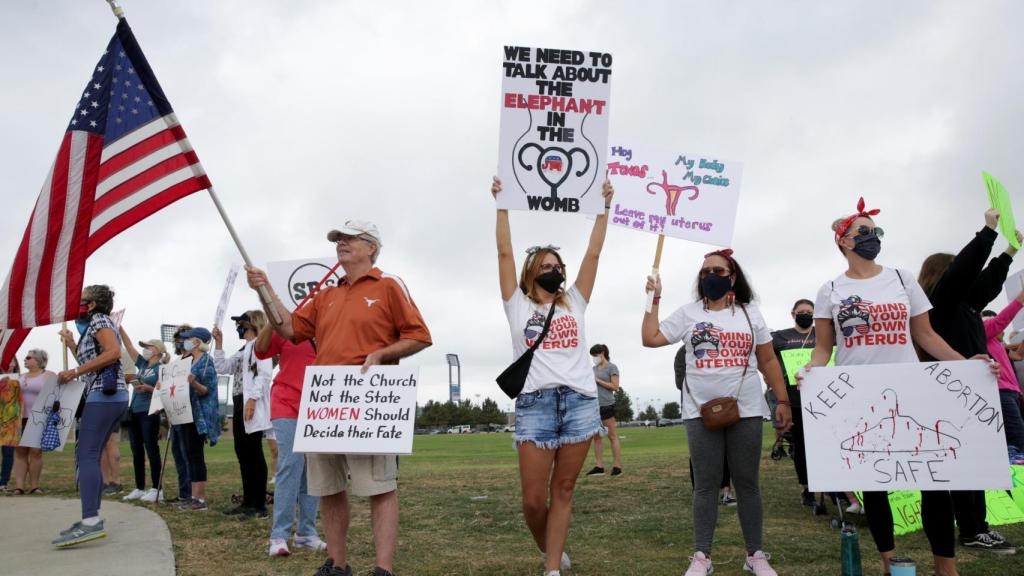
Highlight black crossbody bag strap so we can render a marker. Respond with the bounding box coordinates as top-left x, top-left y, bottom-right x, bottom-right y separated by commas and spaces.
530, 301, 559, 351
